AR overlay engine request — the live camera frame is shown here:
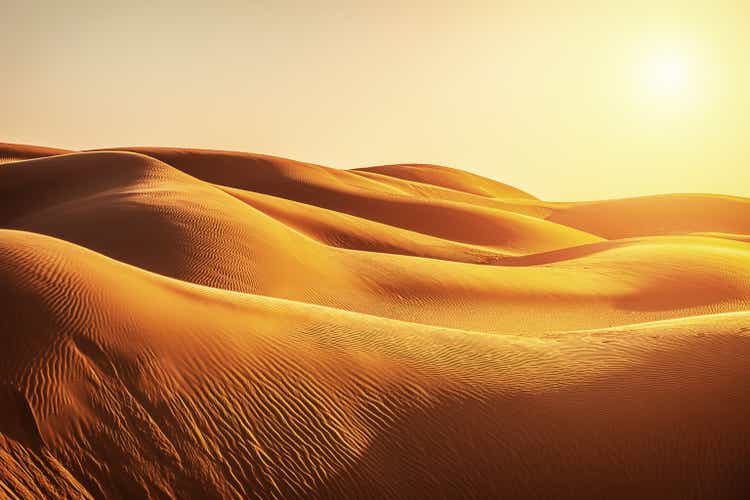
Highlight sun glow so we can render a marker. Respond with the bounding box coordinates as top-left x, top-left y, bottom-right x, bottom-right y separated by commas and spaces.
638, 49, 697, 102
